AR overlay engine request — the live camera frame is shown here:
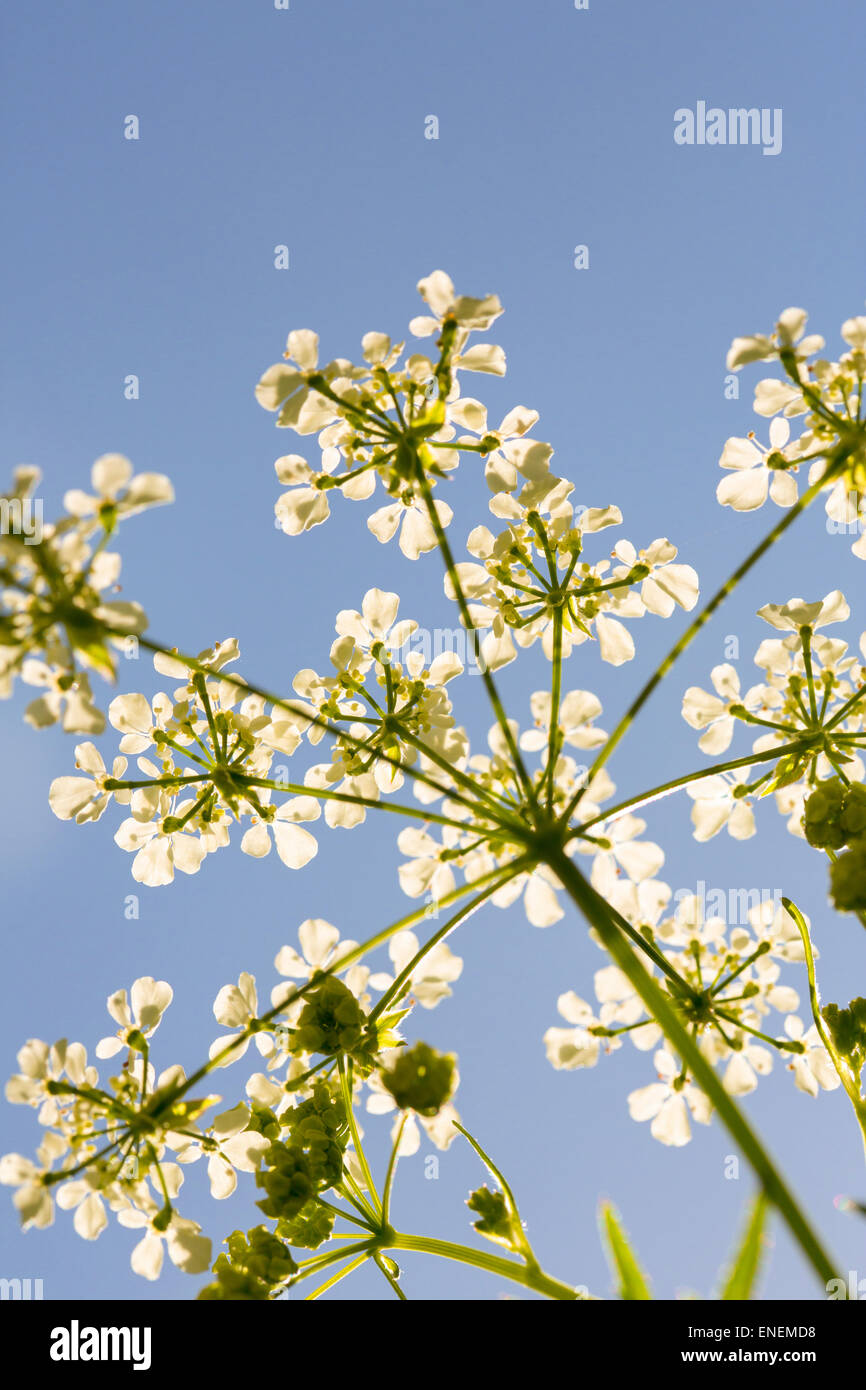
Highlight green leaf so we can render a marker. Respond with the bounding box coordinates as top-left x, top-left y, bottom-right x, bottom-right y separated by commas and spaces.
600, 1203, 652, 1300
719, 1194, 768, 1300
466, 1186, 522, 1253
822, 998, 866, 1075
